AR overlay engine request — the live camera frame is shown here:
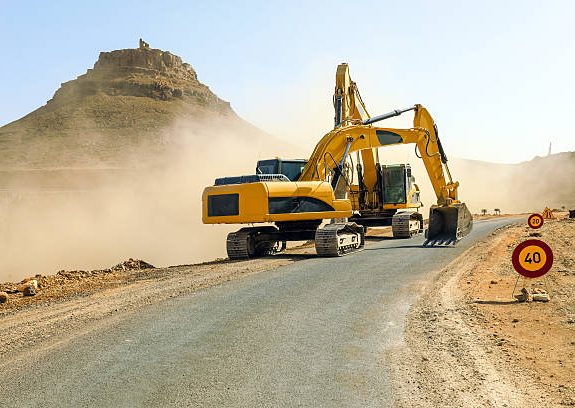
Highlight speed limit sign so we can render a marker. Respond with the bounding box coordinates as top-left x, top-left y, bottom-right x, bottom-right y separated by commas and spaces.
528, 213, 544, 229
512, 239, 553, 278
